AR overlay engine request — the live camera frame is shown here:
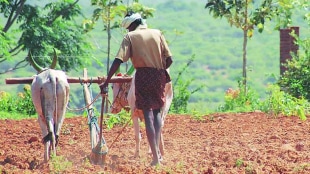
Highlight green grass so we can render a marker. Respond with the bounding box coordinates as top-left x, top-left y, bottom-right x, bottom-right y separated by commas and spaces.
0, 111, 78, 120
0, 111, 36, 120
